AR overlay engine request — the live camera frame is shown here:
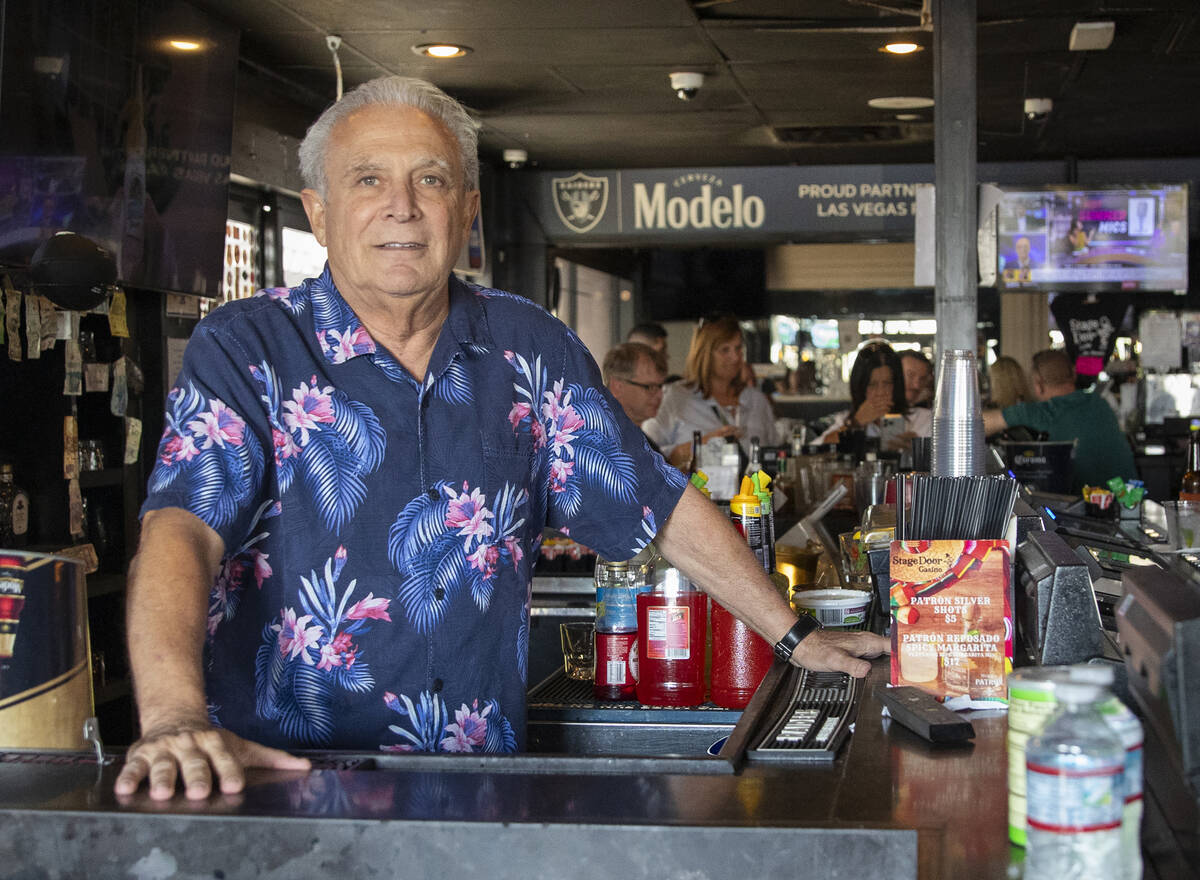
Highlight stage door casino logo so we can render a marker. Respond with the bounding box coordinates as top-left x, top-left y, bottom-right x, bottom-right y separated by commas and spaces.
552, 172, 610, 233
